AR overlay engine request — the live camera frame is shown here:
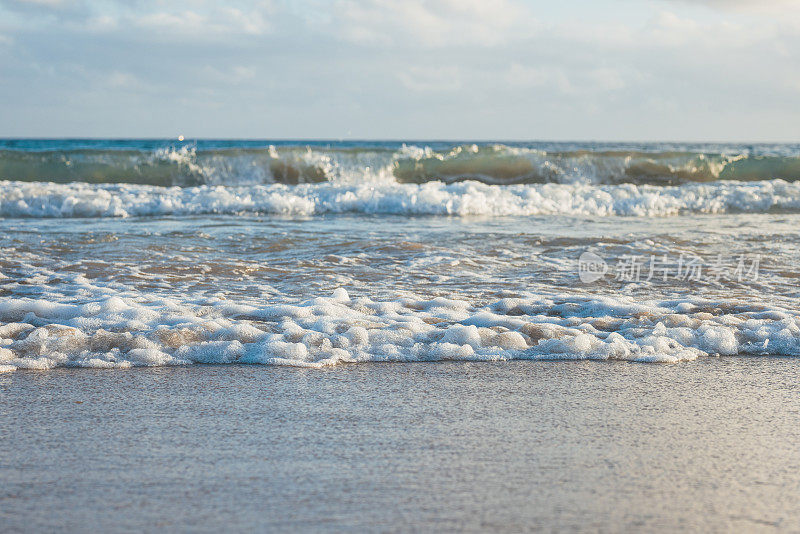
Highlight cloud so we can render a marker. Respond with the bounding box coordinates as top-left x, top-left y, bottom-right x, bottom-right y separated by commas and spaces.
396, 65, 461, 92
504, 64, 628, 95
0, 0, 798, 140
661, 0, 800, 15
105, 70, 139, 89
131, 6, 272, 37
1, 0, 276, 37
332, 0, 537, 47
2, 0, 69, 8
0, 0, 89, 18
200, 65, 257, 85
505, 64, 574, 93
